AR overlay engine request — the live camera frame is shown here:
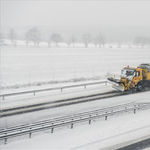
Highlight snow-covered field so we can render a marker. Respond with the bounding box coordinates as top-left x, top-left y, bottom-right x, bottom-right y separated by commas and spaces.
1, 91, 150, 150
1, 46, 150, 89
